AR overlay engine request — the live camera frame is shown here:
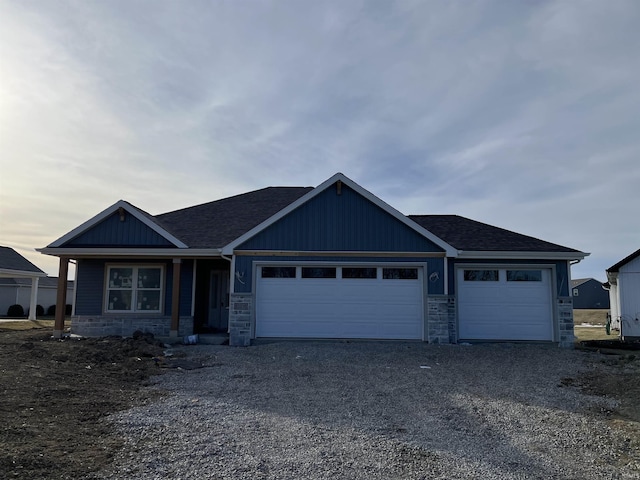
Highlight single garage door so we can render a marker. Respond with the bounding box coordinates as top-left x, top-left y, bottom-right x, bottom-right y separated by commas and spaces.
256, 265, 424, 339
457, 268, 554, 341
